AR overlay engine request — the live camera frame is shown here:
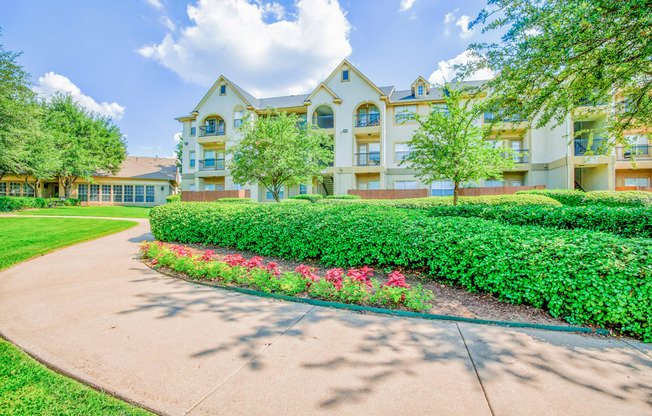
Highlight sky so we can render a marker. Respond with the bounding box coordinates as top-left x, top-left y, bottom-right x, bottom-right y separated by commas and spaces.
1, 0, 497, 158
